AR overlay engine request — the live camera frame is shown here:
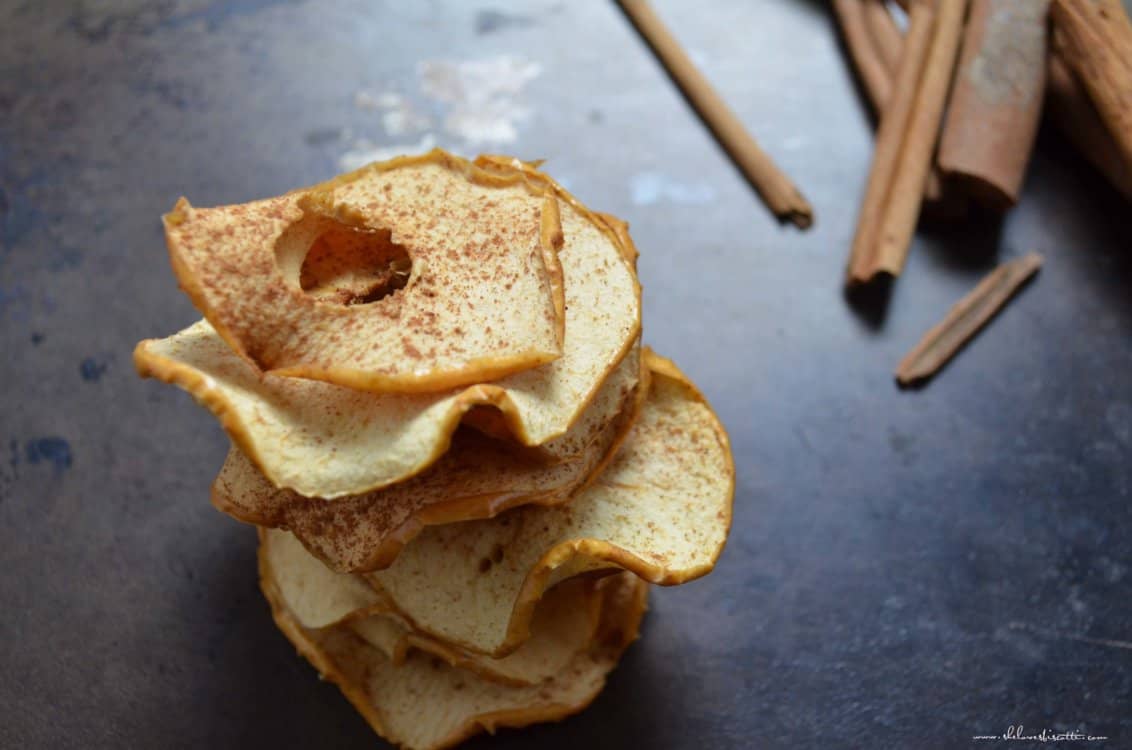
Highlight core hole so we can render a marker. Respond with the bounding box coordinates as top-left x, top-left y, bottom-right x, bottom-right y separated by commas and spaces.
299, 224, 411, 306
